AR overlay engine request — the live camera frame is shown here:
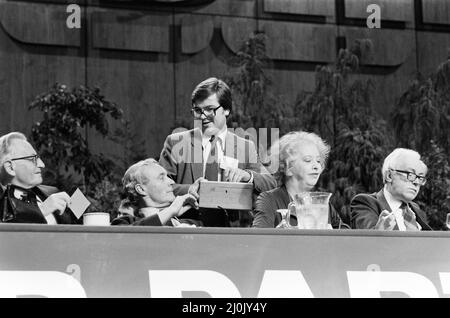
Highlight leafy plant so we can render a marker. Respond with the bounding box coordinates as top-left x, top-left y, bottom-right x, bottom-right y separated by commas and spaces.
87, 178, 123, 219
29, 83, 125, 215
416, 141, 450, 230
391, 57, 450, 156
225, 34, 392, 225
225, 32, 299, 134
391, 57, 450, 228
294, 40, 392, 224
